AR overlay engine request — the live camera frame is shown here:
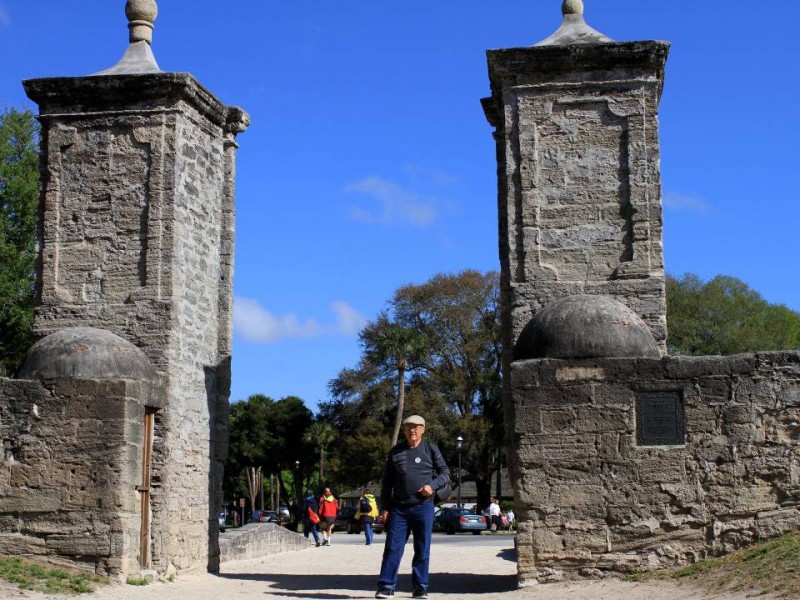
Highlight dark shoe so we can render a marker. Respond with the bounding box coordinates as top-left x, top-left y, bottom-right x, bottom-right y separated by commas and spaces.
412, 587, 428, 599
315, 542, 321, 547
375, 589, 394, 599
